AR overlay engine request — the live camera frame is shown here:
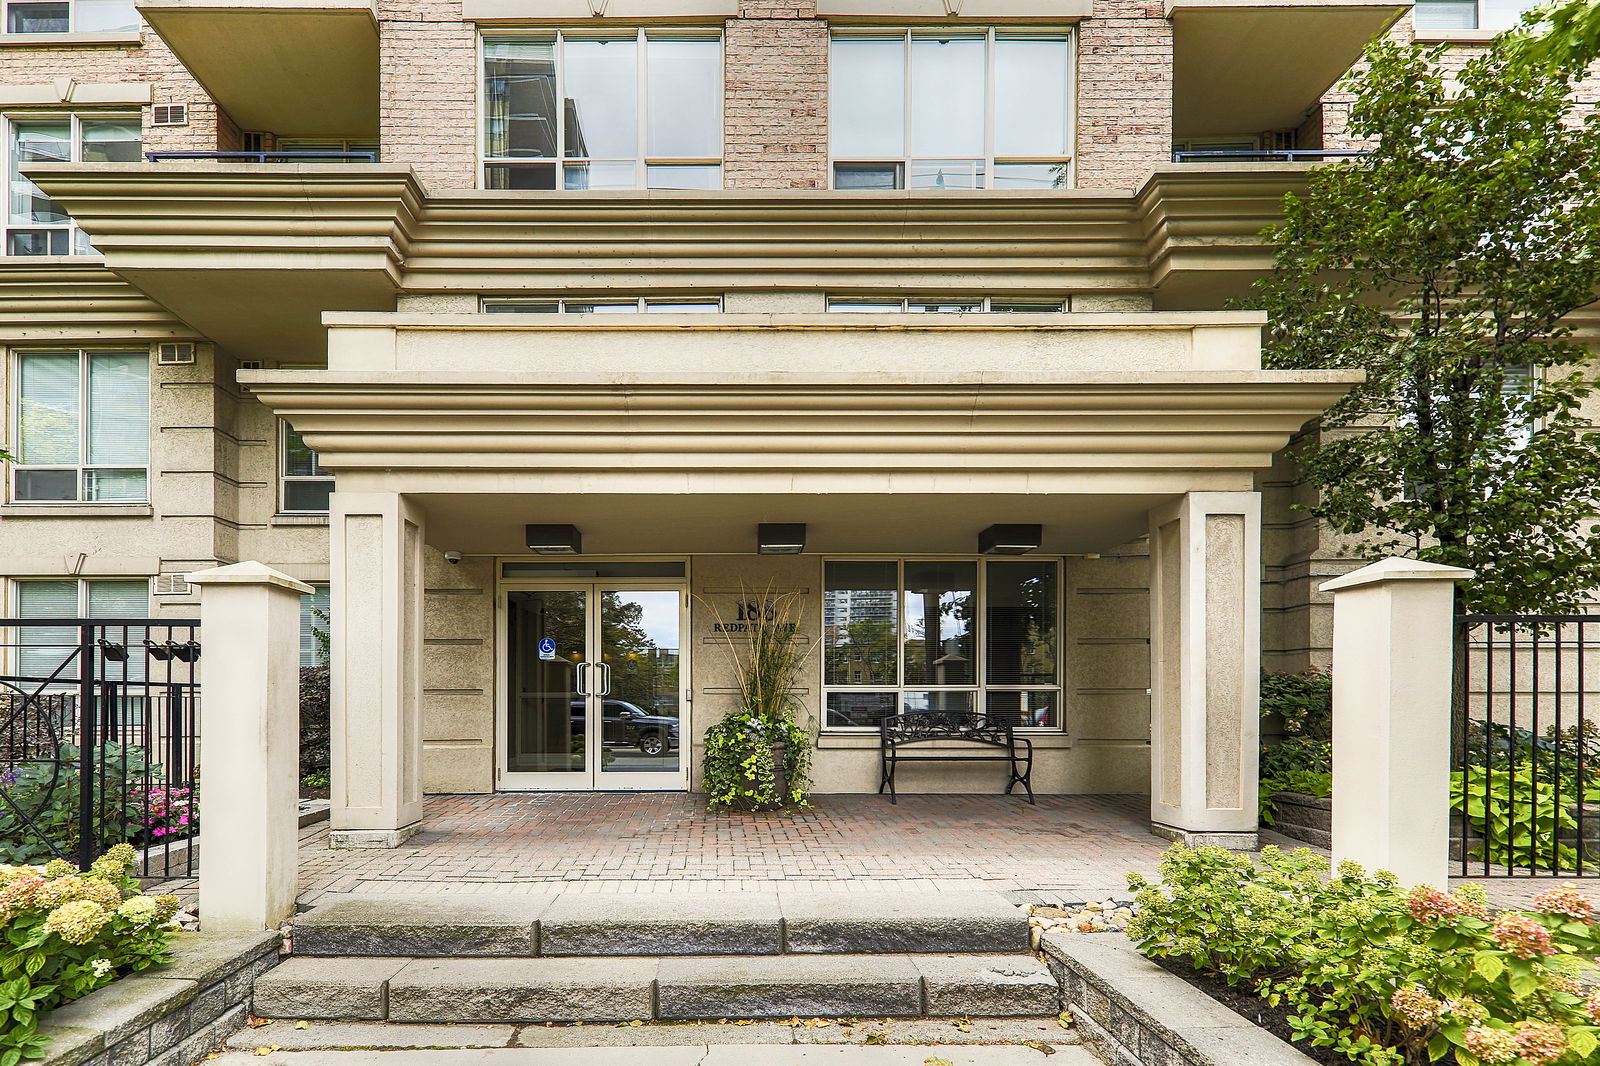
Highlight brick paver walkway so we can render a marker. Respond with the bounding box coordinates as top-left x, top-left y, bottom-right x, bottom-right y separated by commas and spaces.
150, 792, 1589, 912
292, 793, 1165, 905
